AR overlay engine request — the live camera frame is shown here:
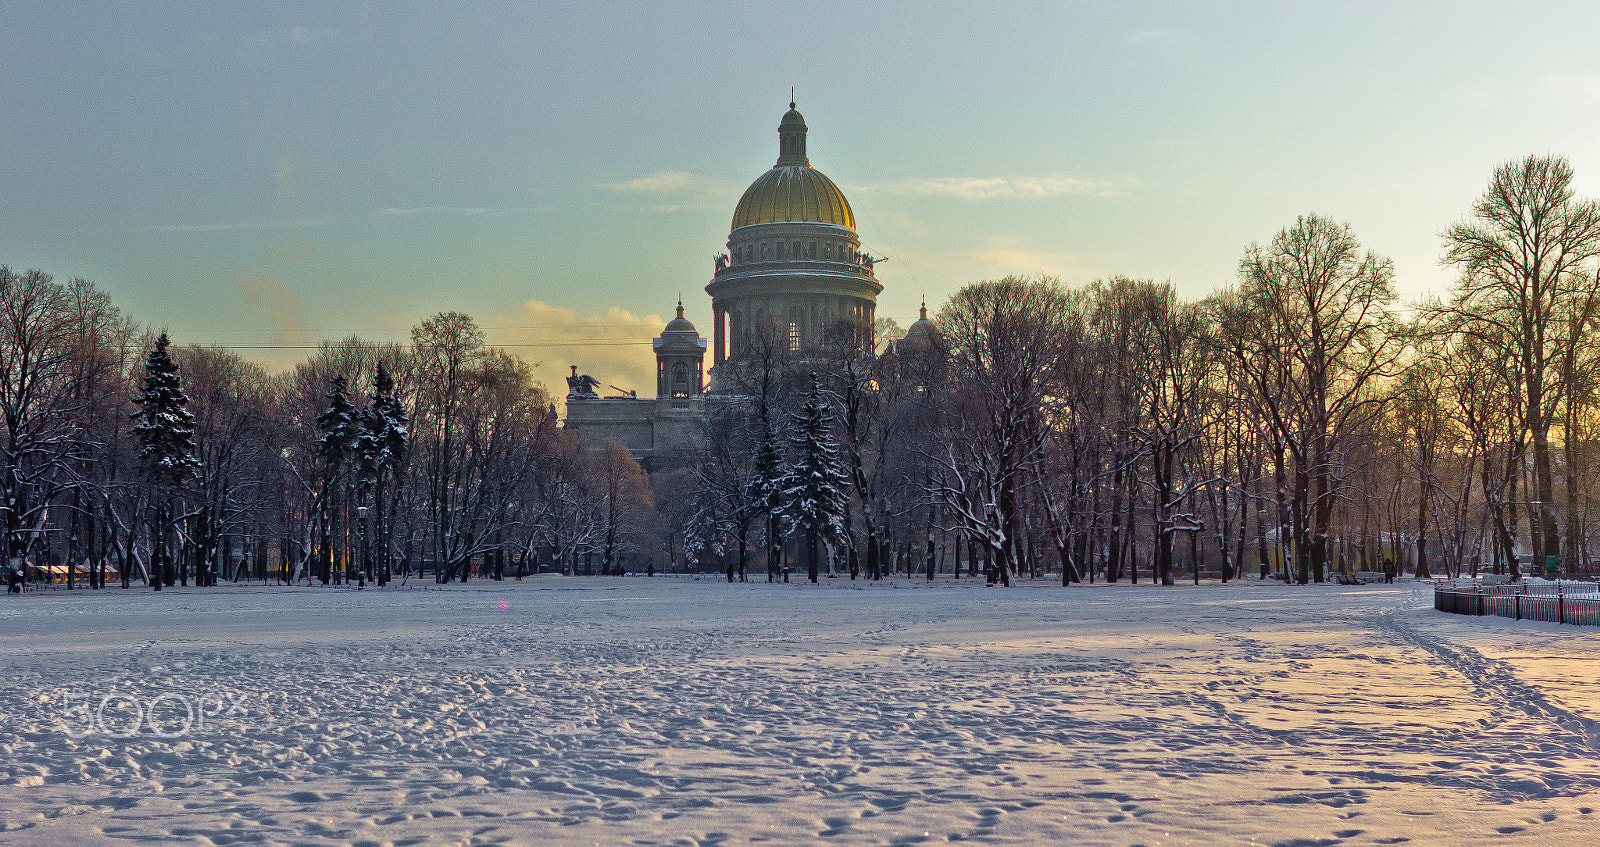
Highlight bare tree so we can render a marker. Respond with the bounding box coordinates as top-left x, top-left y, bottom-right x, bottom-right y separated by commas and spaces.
930, 276, 1071, 585
0, 268, 99, 565
1120, 280, 1221, 585
1439, 154, 1600, 571
1226, 215, 1400, 583
178, 346, 281, 586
